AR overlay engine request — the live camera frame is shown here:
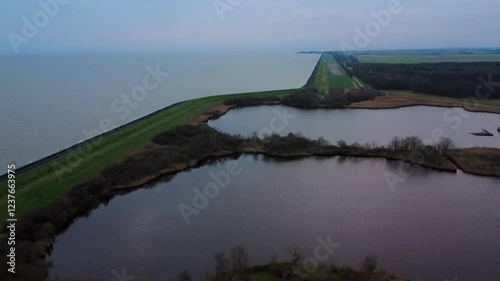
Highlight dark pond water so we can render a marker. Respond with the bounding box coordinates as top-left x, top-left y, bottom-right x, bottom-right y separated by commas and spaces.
50, 155, 500, 281
209, 105, 500, 148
